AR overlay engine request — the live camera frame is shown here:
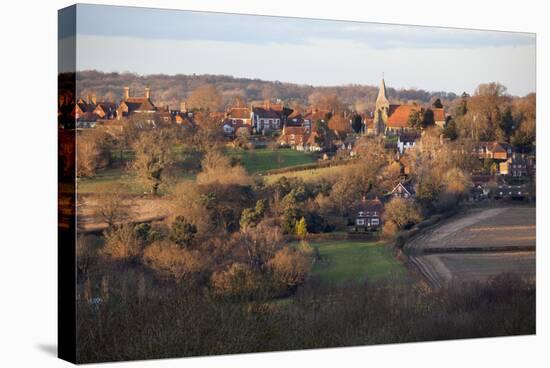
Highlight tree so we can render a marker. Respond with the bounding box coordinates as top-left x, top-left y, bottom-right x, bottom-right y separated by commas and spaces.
407, 109, 423, 131
196, 148, 252, 186
211, 263, 264, 298
77, 129, 110, 178
294, 217, 308, 239
383, 198, 422, 231
131, 129, 177, 195
268, 247, 312, 290
240, 200, 266, 228
169, 216, 198, 248
142, 241, 207, 283
95, 183, 130, 228
422, 108, 435, 128
442, 120, 458, 140
187, 84, 223, 111
351, 114, 363, 133
102, 224, 141, 261
240, 221, 284, 270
